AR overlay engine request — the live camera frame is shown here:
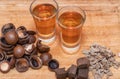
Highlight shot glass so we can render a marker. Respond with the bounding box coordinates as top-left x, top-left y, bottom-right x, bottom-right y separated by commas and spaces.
30, 0, 58, 44
57, 6, 86, 54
